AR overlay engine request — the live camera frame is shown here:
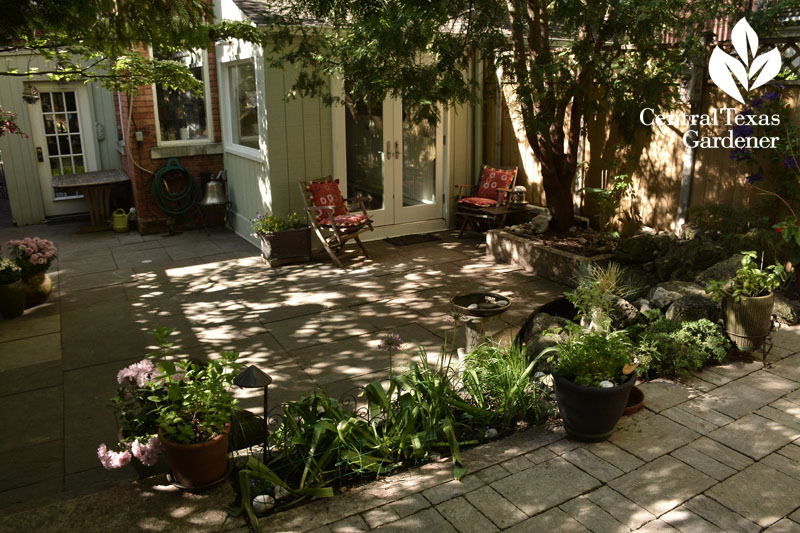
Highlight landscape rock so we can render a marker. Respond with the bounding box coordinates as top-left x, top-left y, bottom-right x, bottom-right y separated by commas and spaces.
524, 313, 571, 358
665, 294, 718, 322
651, 281, 709, 299
610, 296, 641, 329
615, 234, 660, 263
773, 294, 800, 325
694, 254, 744, 286
648, 287, 683, 309
635, 298, 655, 315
